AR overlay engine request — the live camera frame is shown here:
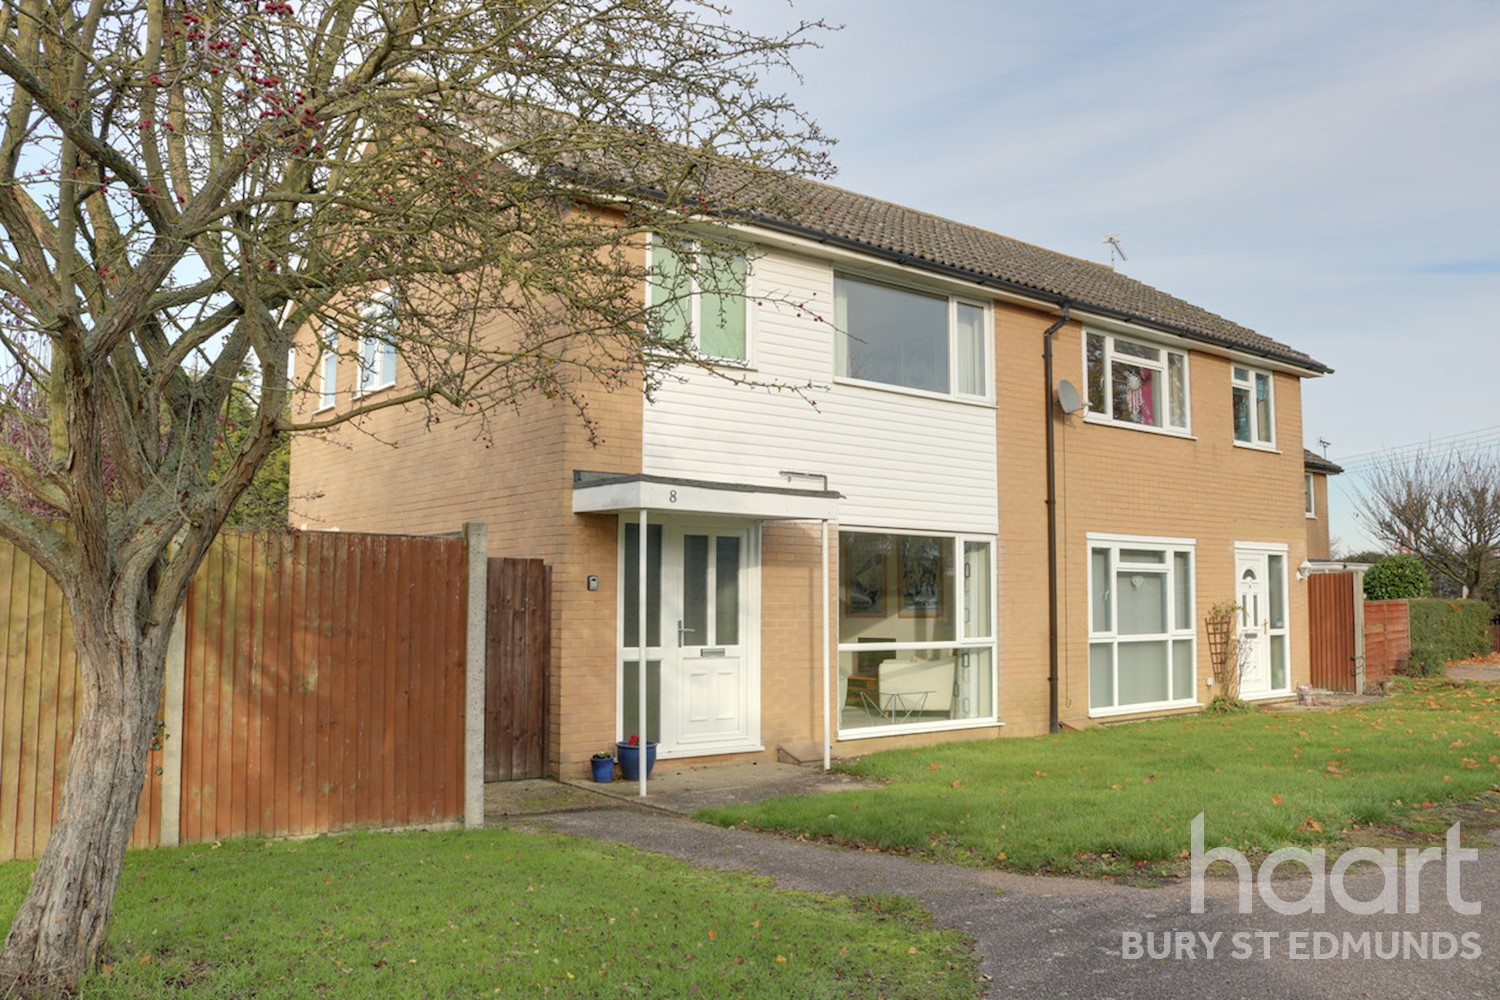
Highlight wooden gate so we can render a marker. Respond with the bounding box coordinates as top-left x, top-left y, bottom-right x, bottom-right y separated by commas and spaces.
1309, 572, 1357, 691
484, 558, 550, 781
